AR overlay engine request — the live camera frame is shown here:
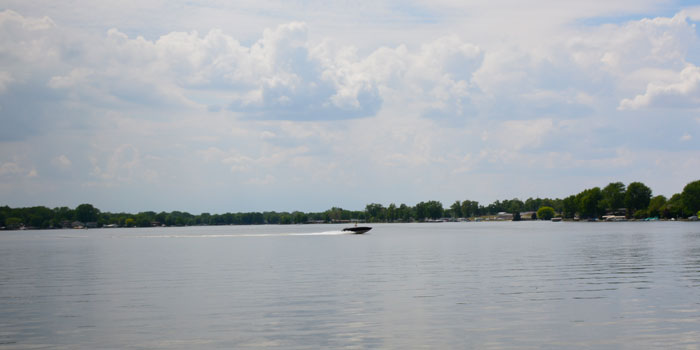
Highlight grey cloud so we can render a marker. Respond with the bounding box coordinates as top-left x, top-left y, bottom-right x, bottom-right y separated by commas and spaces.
619, 64, 700, 110
1, 13, 384, 123
0, 81, 65, 141
230, 78, 382, 121
227, 22, 383, 120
